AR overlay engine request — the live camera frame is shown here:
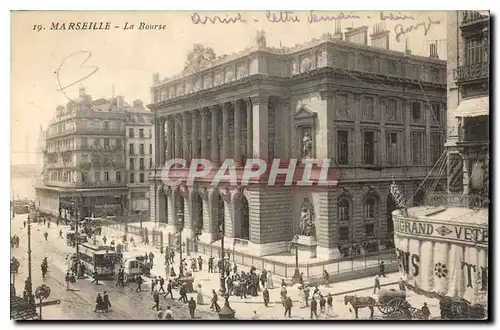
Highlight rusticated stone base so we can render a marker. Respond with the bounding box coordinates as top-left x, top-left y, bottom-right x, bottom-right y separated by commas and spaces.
198, 231, 216, 245
293, 235, 317, 259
